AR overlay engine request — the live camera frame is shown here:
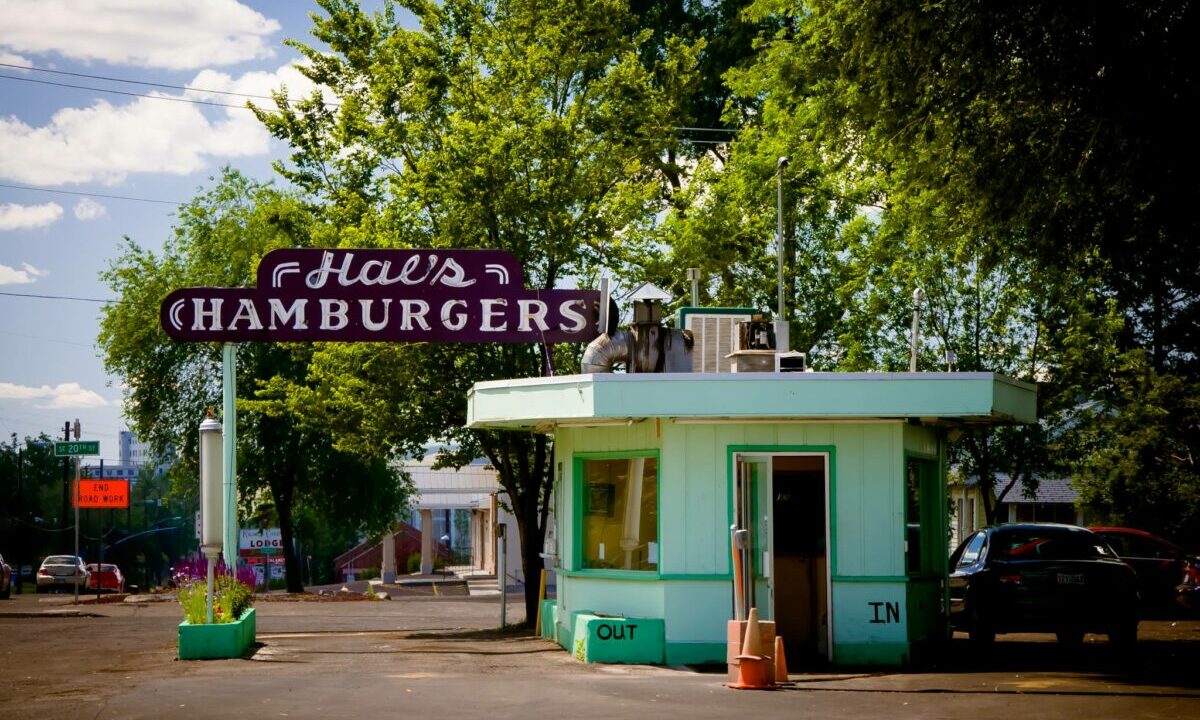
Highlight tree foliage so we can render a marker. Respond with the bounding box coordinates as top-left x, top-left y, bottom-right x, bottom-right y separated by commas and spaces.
98, 171, 412, 592
247, 0, 697, 621
648, 0, 1200, 536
